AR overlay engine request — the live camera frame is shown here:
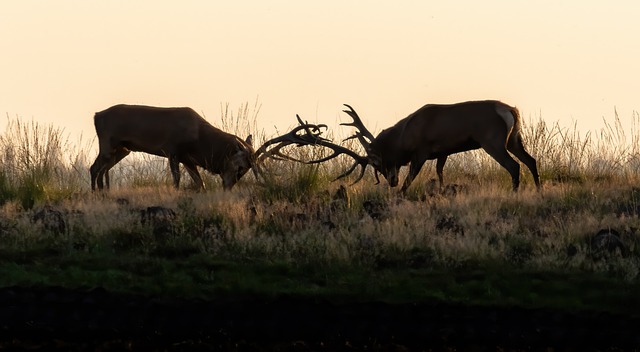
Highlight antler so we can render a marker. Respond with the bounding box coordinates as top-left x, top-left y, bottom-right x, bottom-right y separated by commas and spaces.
254, 115, 329, 164
341, 104, 375, 149
254, 107, 375, 185
291, 110, 372, 184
